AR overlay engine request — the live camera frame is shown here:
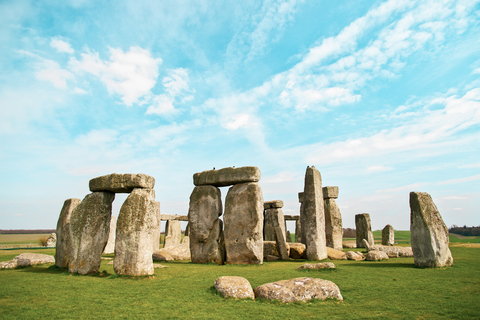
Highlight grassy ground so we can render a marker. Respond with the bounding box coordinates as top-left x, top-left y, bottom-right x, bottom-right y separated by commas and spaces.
0, 234, 52, 248
1, 246, 479, 319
